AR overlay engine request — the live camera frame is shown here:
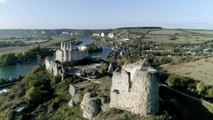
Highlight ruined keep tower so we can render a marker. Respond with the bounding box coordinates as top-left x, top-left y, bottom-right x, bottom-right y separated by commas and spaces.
110, 59, 159, 116
55, 41, 89, 62
61, 42, 73, 61
61, 42, 74, 51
